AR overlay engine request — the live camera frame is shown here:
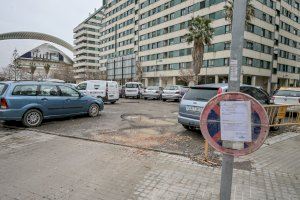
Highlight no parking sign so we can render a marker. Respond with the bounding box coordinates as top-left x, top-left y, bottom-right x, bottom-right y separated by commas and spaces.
200, 92, 269, 156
